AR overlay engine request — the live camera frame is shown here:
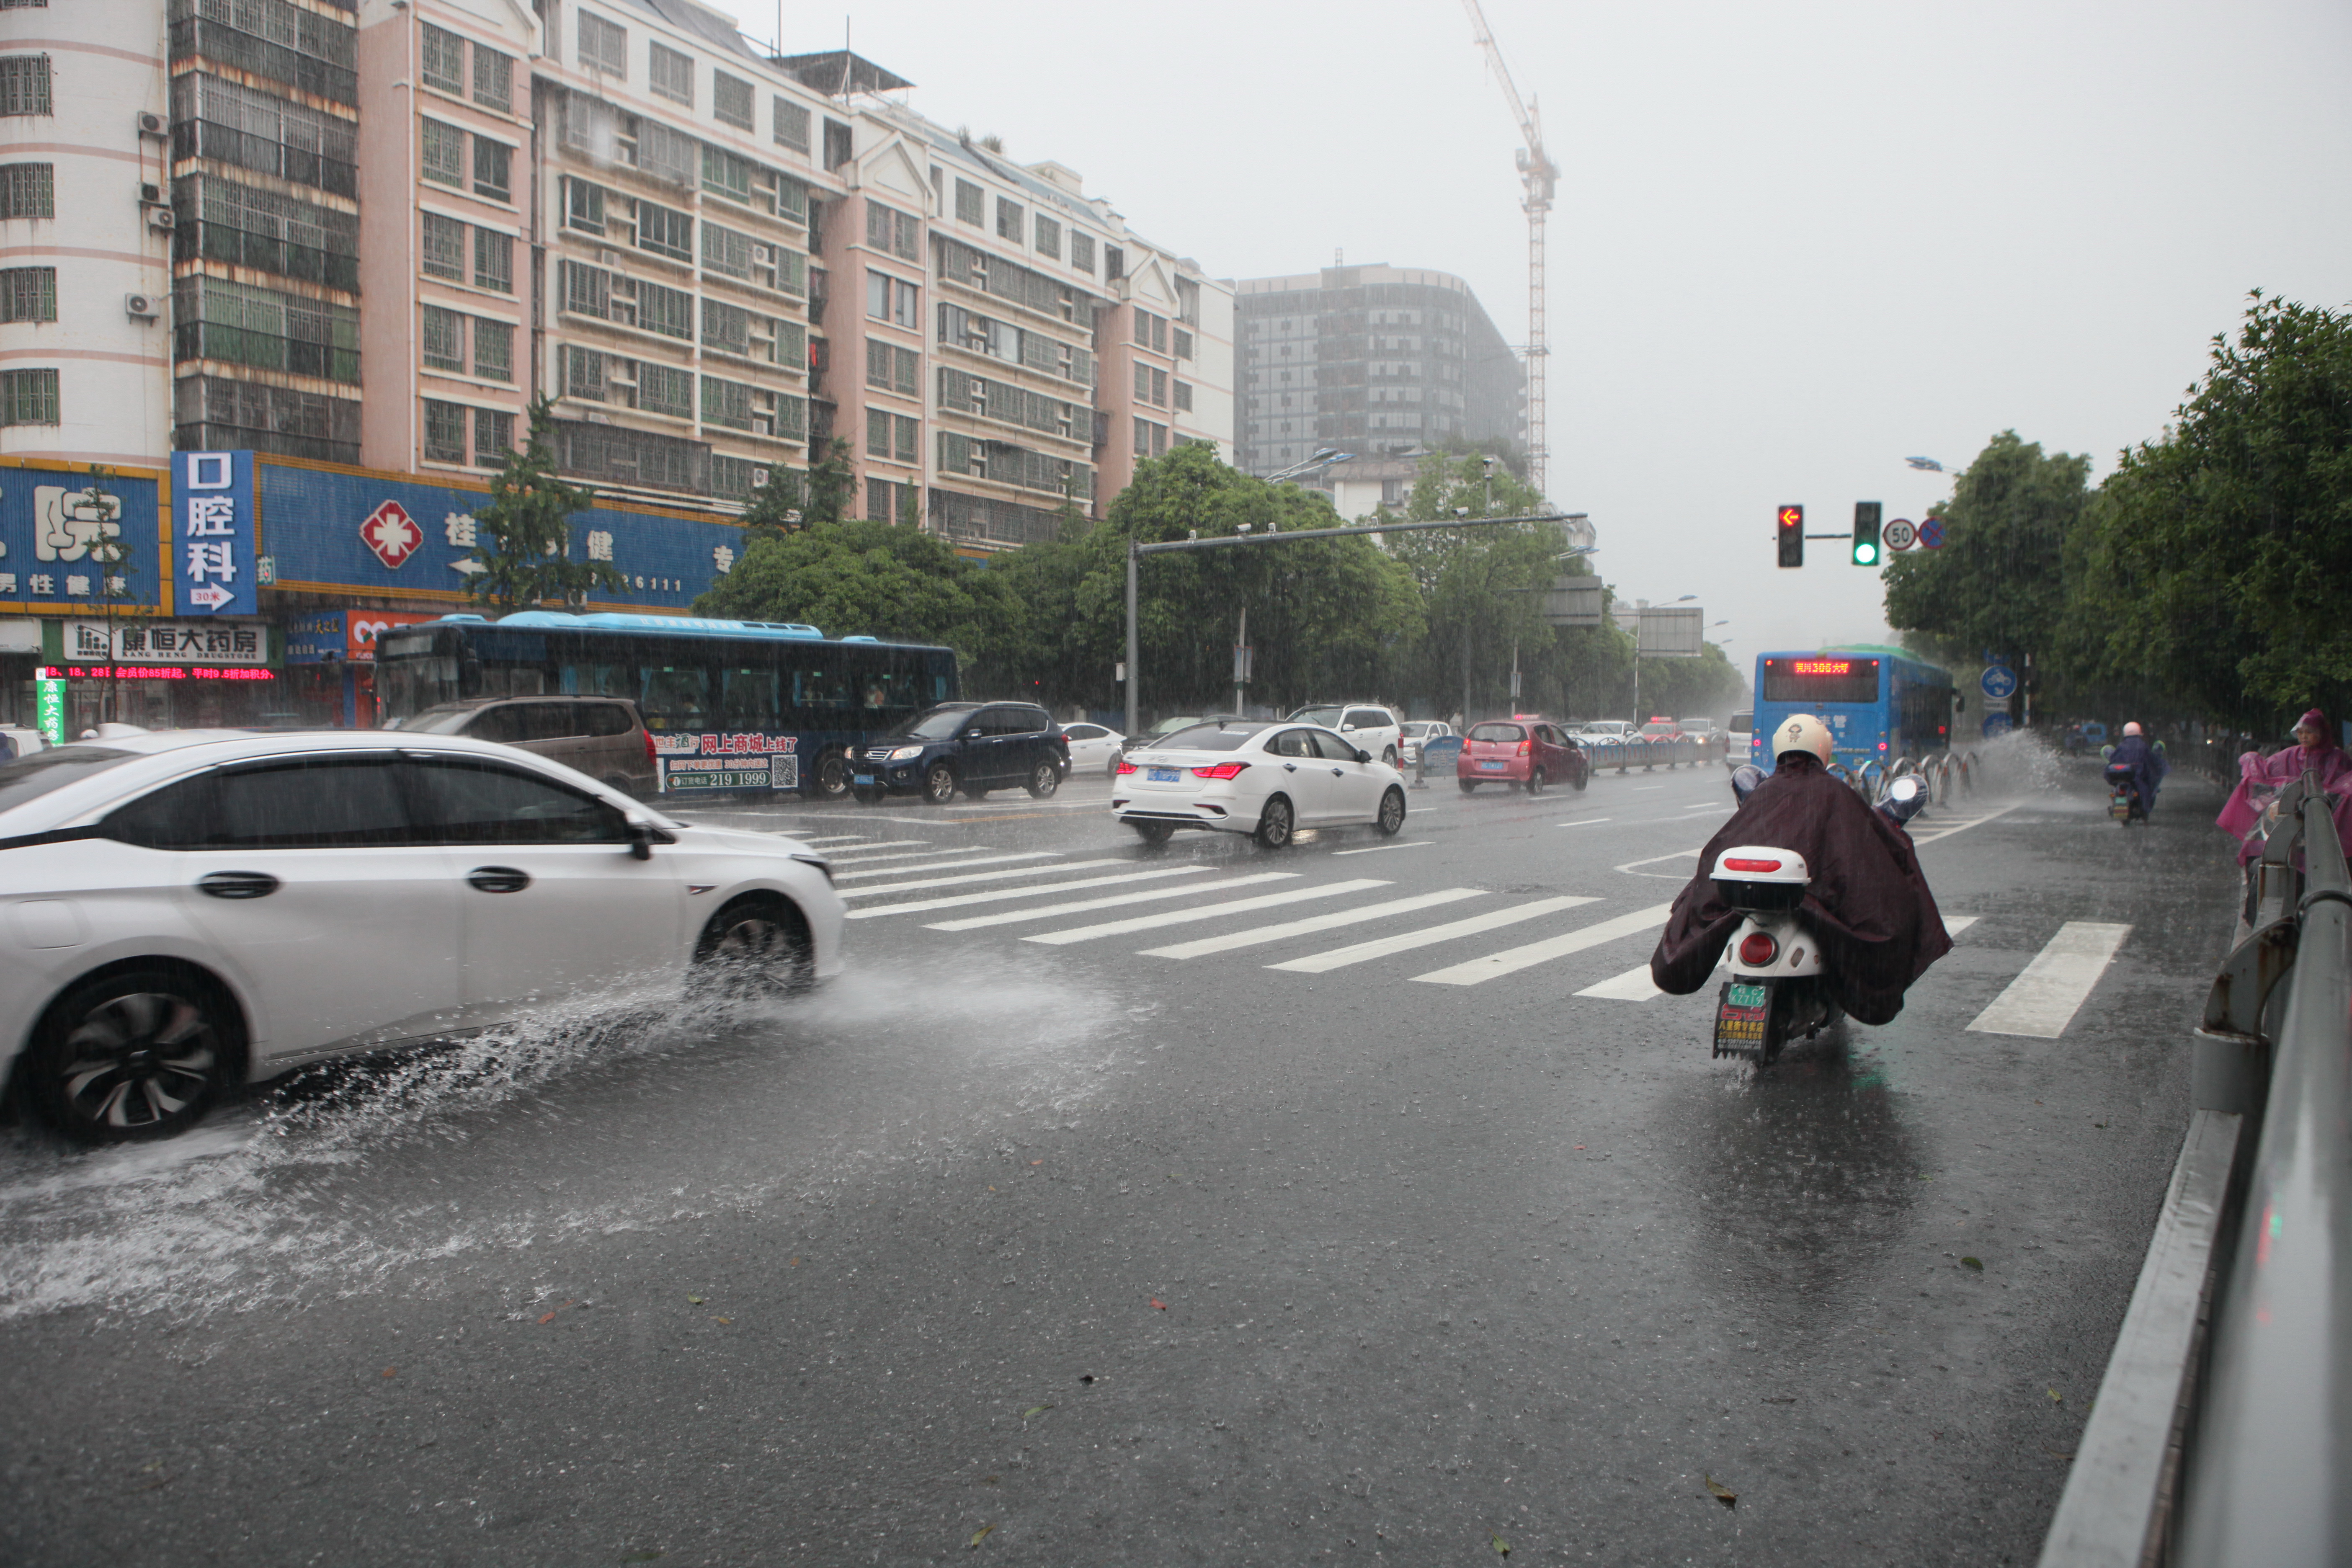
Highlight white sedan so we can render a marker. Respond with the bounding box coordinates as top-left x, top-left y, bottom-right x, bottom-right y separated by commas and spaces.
1057, 721, 1127, 777
1112, 719, 1407, 847
0, 729, 844, 1144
